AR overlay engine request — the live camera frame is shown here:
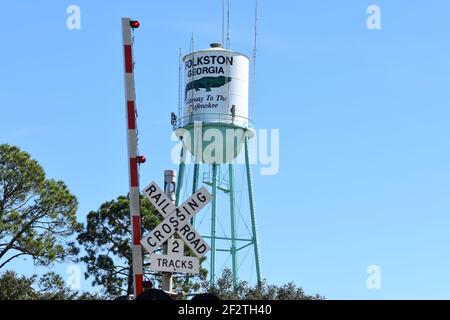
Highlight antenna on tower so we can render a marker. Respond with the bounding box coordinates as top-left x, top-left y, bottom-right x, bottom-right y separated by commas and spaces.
178, 48, 182, 121
251, 0, 259, 120
222, 0, 225, 45
226, 0, 231, 49
190, 32, 195, 53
